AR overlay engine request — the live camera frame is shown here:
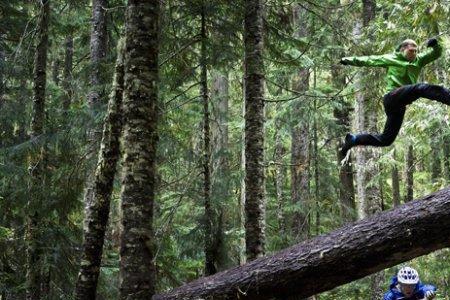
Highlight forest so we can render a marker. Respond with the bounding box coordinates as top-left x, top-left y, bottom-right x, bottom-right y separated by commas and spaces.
1, 0, 450, 299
